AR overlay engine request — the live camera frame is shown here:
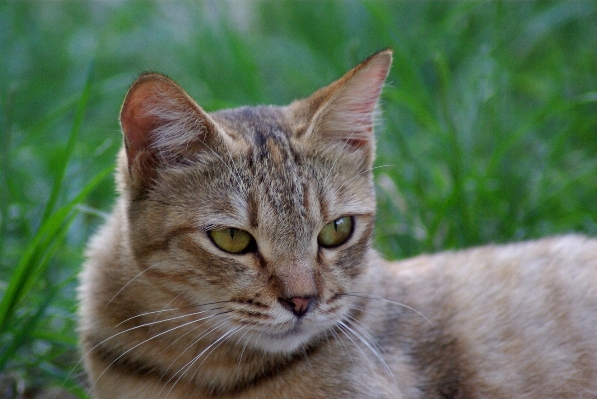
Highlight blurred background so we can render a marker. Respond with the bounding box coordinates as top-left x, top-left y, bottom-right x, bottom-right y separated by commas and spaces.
1, 1, 596, 397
